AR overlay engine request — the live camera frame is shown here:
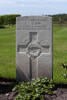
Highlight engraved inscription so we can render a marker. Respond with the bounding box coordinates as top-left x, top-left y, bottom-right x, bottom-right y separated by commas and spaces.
17, 17, 51, 30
